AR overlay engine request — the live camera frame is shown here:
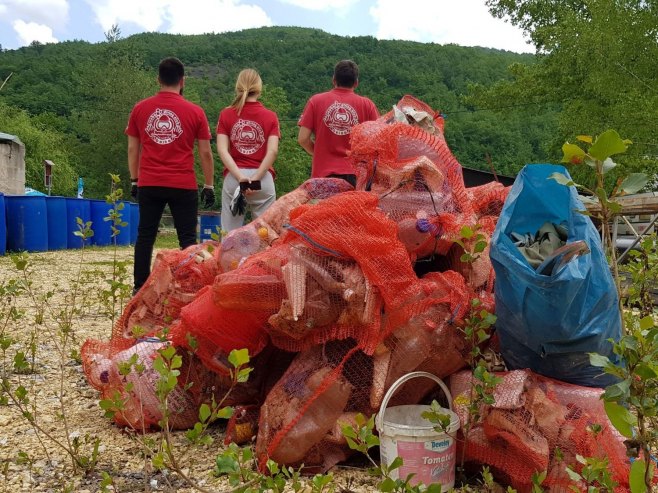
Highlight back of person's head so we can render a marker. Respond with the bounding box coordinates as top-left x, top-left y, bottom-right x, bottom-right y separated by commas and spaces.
158, 57, 185, 87
231, 68, 263, 115
333, 60, 359, 88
